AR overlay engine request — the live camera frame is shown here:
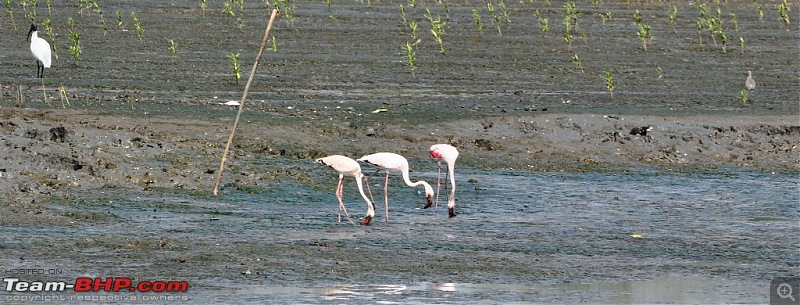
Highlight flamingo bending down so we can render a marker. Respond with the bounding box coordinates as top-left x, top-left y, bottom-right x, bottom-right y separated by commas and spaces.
316, 155, 375, 225
430, 144, 459, 218
27, 24, 51, 79
357, 152, 434, 224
